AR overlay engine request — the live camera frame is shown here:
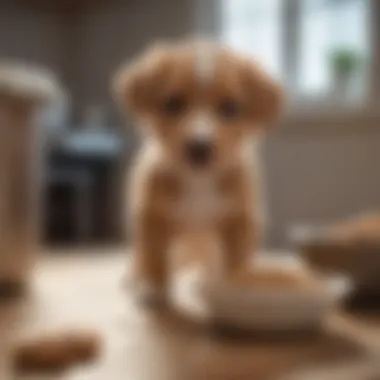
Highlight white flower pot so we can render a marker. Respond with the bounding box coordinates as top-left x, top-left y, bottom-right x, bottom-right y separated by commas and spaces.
332, 71, 353, 102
